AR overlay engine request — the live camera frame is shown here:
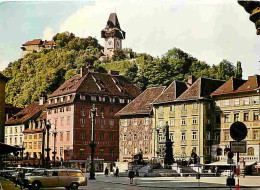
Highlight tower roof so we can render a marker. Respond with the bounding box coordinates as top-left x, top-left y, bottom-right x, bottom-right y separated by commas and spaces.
106, 13, 121, 29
